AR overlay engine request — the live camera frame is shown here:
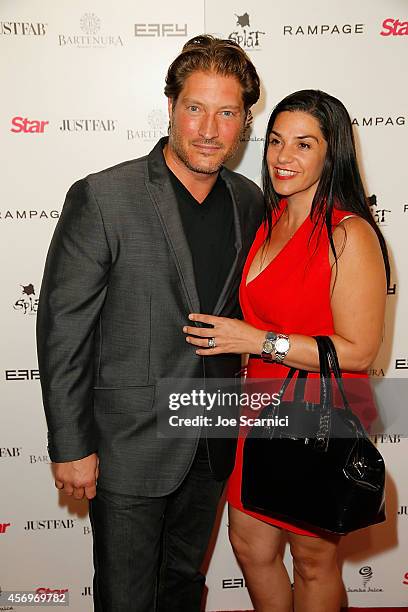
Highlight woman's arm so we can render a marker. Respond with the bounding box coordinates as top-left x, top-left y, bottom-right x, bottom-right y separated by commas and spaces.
184, 217, 387, 372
